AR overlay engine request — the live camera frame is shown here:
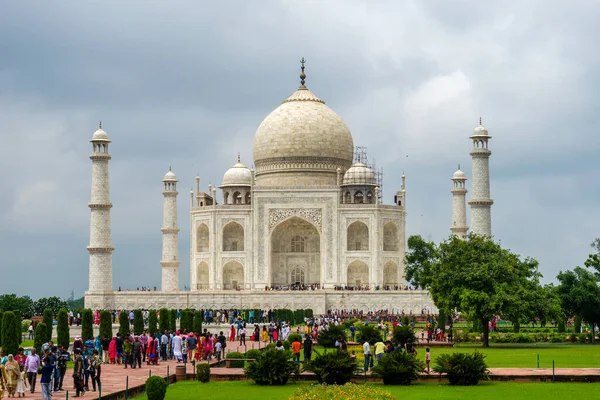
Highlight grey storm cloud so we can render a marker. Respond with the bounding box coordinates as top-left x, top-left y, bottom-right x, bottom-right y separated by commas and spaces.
1, 0, 598, 298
